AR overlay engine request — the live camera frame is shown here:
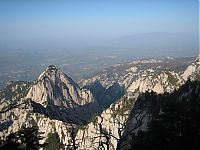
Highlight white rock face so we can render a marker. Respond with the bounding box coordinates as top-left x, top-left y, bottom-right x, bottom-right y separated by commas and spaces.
76, 96, 136, 150
0, 57, 199, 150
0, 104, 77, 147
182, 57, 200, 81
0, 96, 132, 149
127, 71, 182, 94
26, 65, 94, 107
79, 57, 194, 90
